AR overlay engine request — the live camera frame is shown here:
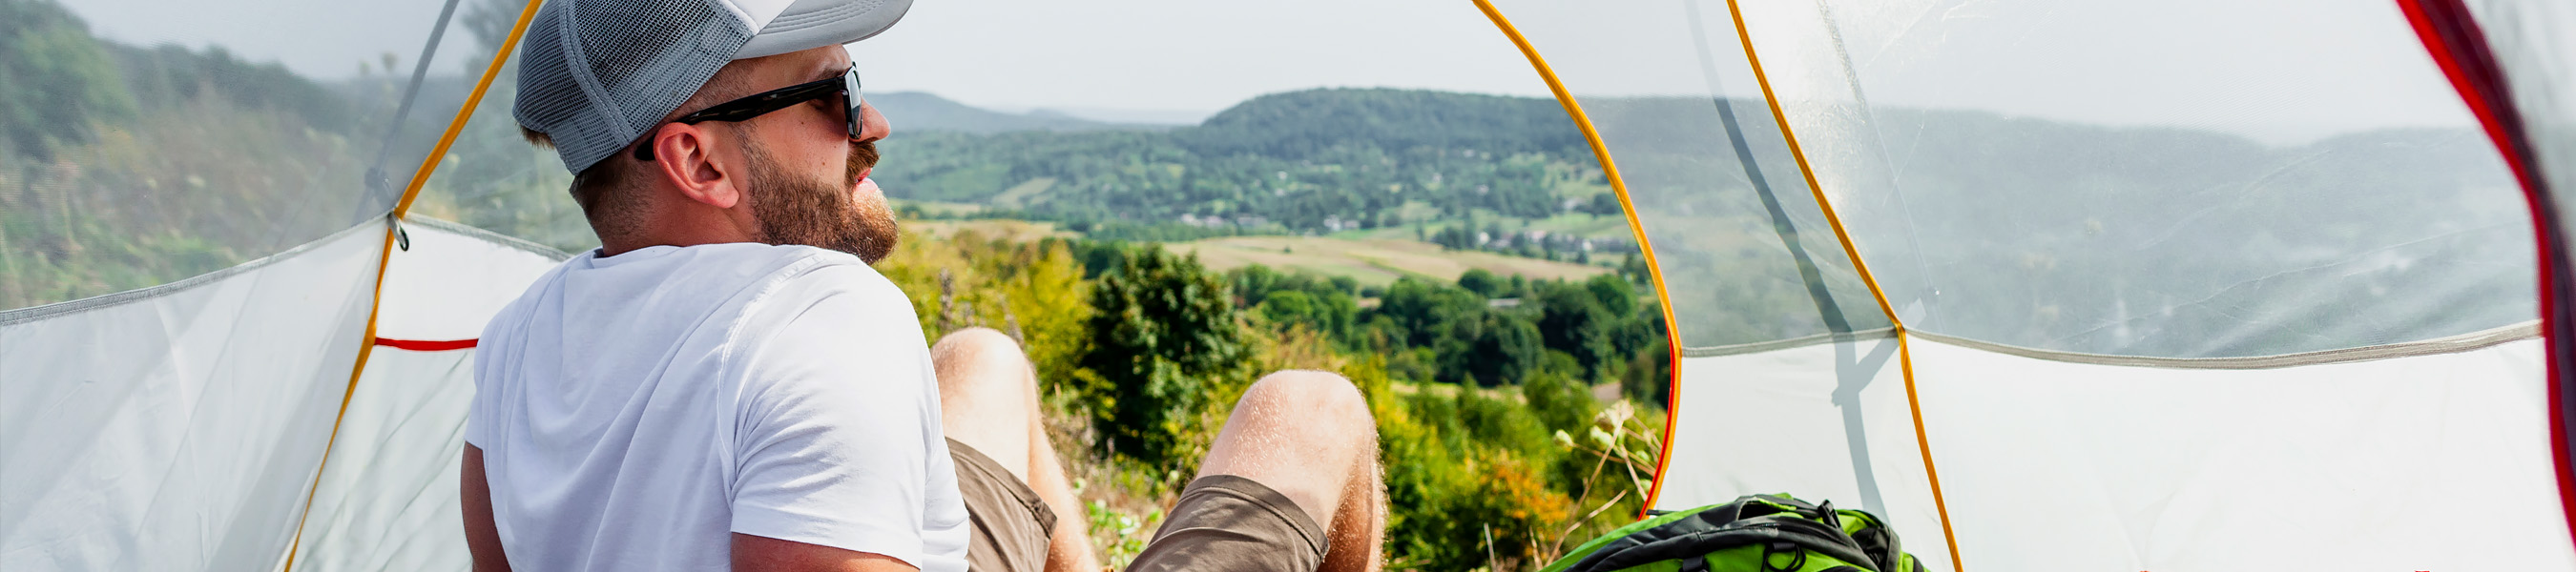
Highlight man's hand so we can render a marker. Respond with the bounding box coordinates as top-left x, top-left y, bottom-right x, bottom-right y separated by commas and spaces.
733, 534, 921, 572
